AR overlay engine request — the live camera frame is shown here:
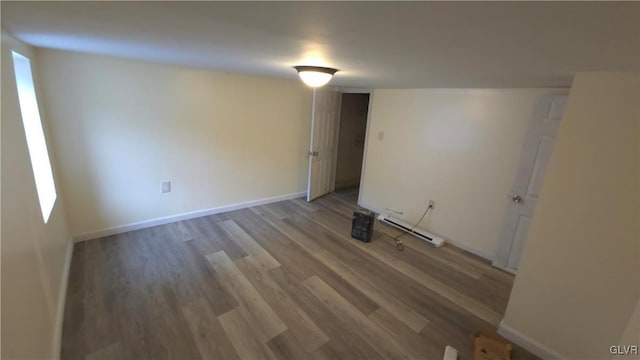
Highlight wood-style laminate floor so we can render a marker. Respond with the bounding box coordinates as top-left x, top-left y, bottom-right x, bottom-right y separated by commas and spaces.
61, 188, 536, 360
